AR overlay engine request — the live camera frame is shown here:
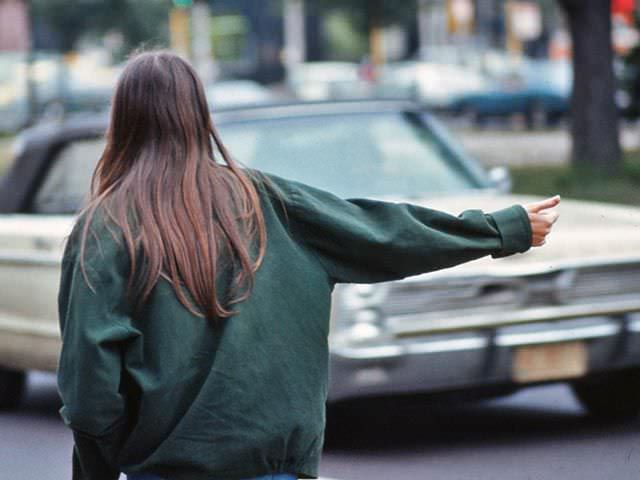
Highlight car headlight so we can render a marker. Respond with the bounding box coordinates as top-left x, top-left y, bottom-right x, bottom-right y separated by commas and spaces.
331, 284, 391, 346
331, 276, 528, 346
340, 283, 389, 309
